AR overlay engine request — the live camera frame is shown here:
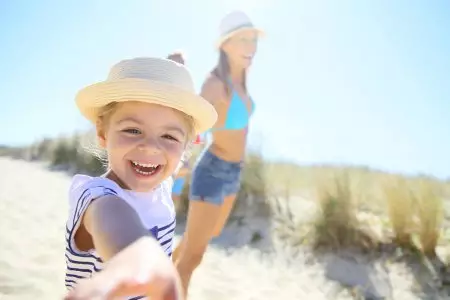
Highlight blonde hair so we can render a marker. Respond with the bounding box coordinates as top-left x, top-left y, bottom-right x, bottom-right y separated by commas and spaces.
96, 102, 196, 142
212, 49, 247, 95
